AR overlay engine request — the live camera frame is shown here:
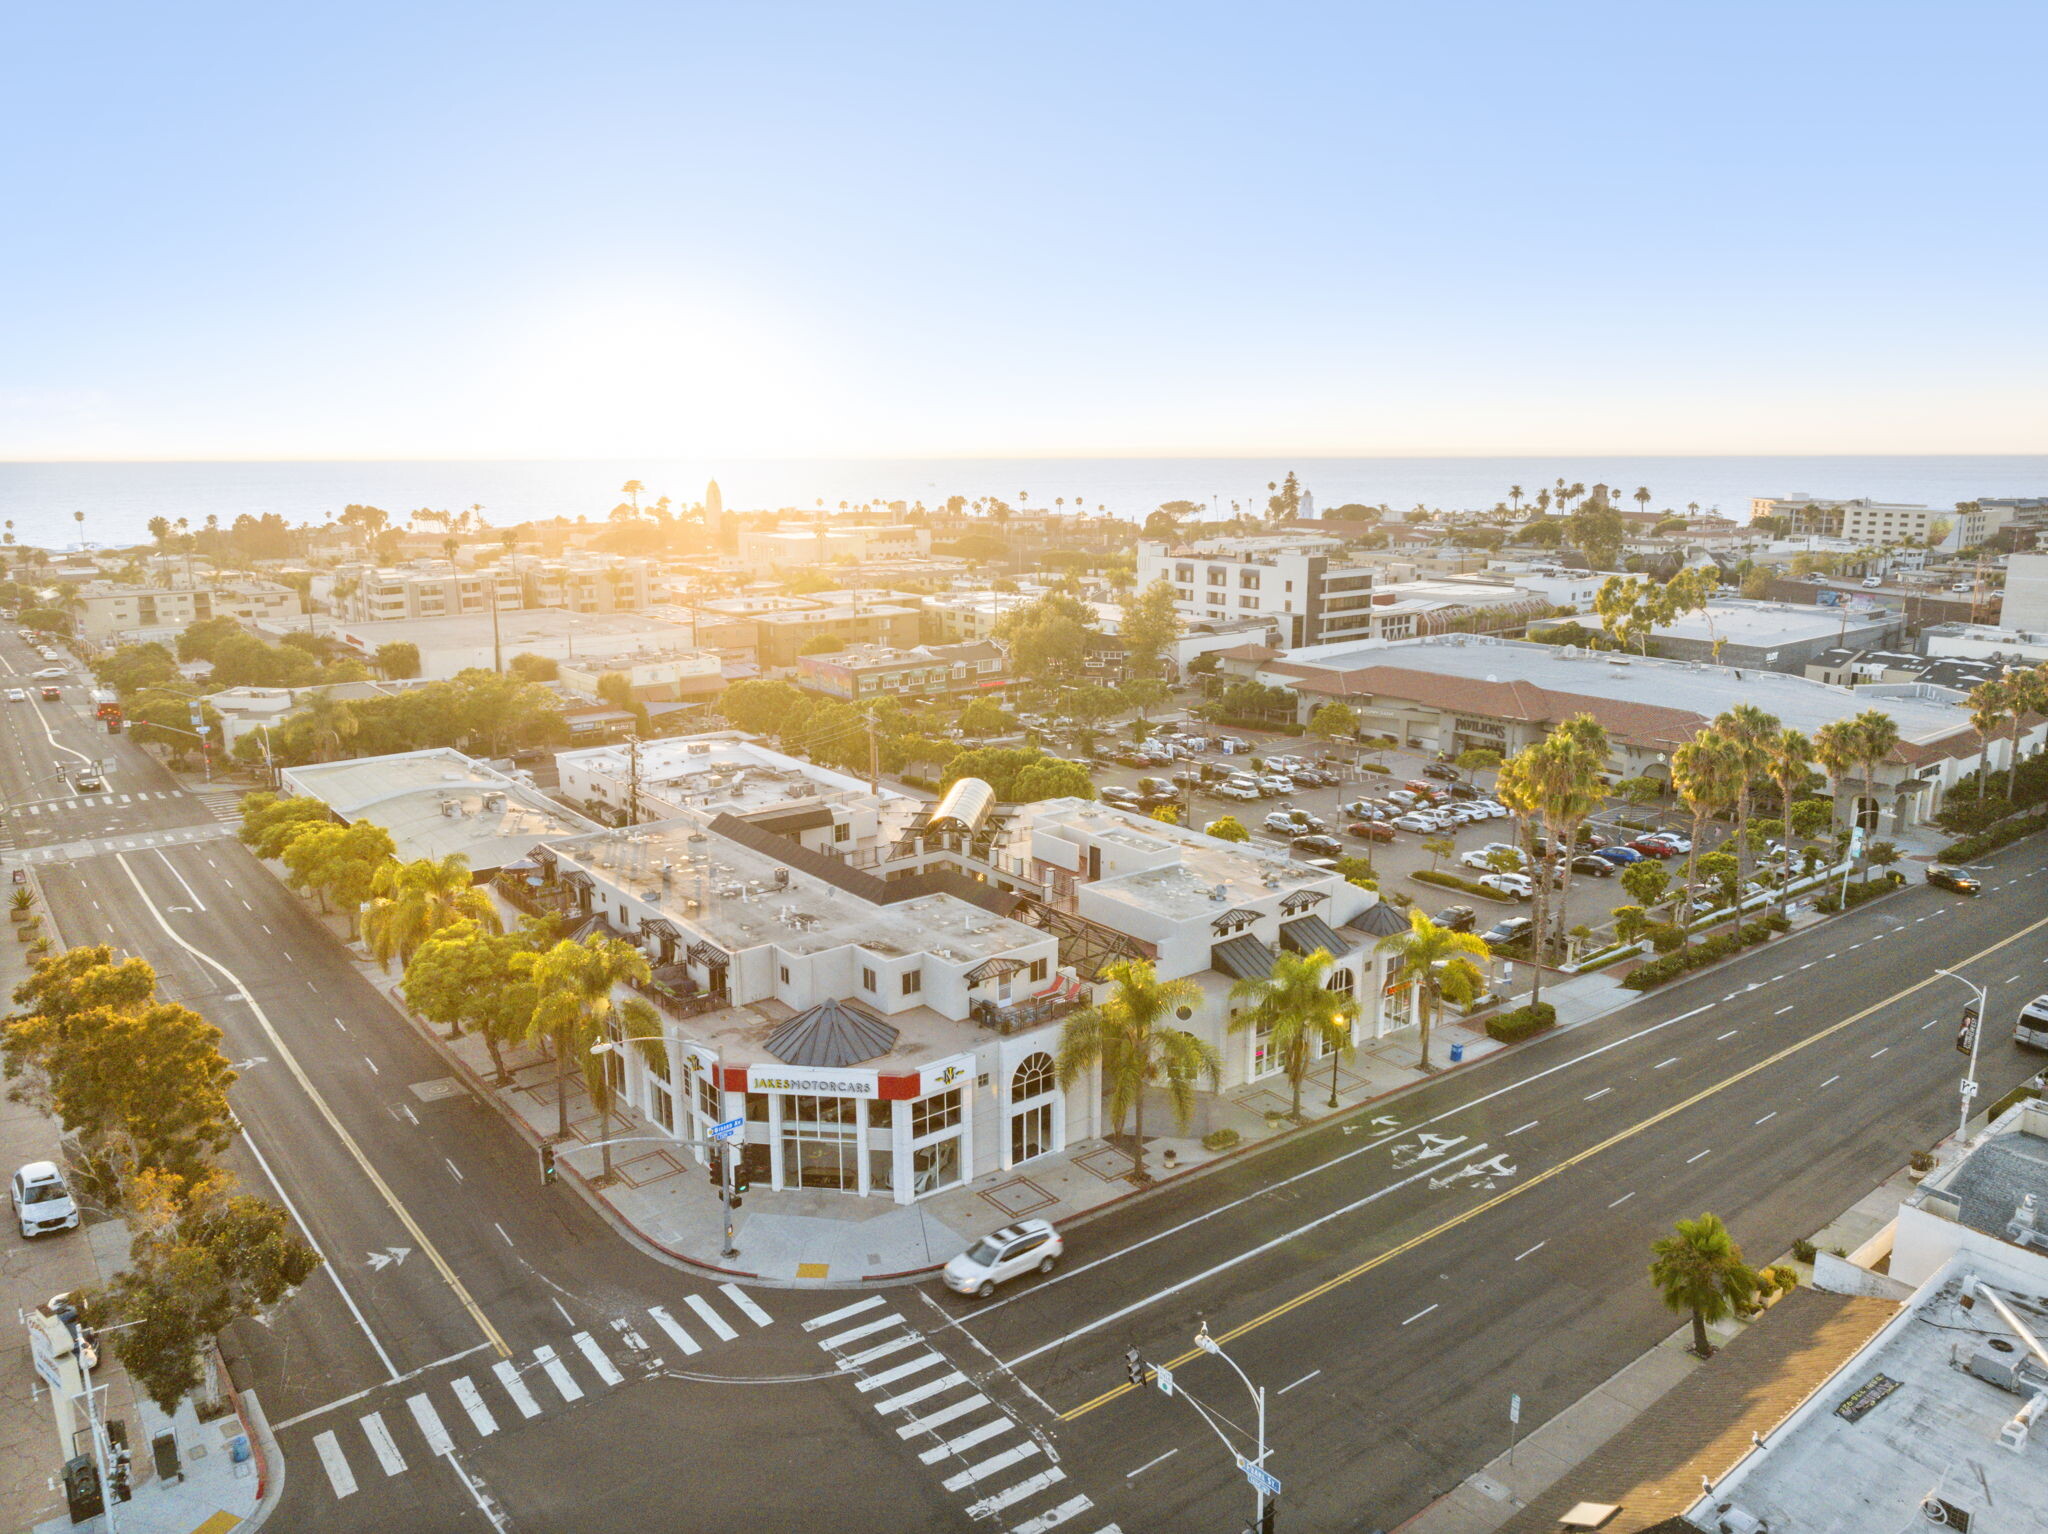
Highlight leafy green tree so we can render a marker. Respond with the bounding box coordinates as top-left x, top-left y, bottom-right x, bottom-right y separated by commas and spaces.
402, 919, 544, 1081
1649, 1212, 1758, 1357
995, 592, 1096, 688
1010, 759, 1096, 802
1788, 796, 1836, 841
19, 605, 73, 636
280, 821, 395, 916
1672, 732, 1744, 935
957, 698, 1011, 737
509, 652, 559, 682
1865, 839, 1901, 884
1118, 580, 1182, 679
95, 1168, 321, 1410
127, 695, 224, 762
1204, 815, 1251, 842
94, 642, 181, 697
374, 641, 421, 679
8, 944, 157, 1026
1055, 959, 1219, 1185
1421, 836, 1455, 872
1568, 490, 1628, 570
208, 632, 323, 689
1455, 748, 1503, 772
1307, 703, 1359, 751
719, 678, 809, 737
1375, 910, 1490, 1072
1612, 904, 1650, 945
1333, 855, 1377, 891
1118, 677, 1172, 719
362, 854, 500, 969
449, 667, 564, 756
1620, 858, 1670, 910
238, 792, 329, 858
525, 936, 664, 1176
1229, 948, 1358, 1118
